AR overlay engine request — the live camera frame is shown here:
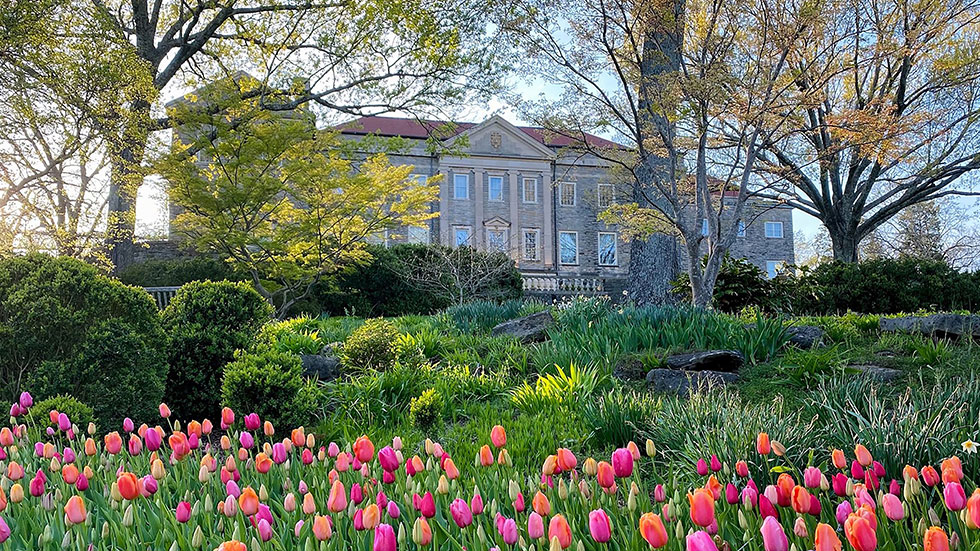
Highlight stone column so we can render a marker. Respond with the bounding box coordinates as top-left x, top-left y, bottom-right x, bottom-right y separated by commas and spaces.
474, 169, 484, 248
509, 171, 520, 264
542, 171, 554, 267
439, 169, 450, 245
